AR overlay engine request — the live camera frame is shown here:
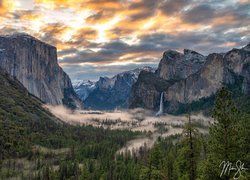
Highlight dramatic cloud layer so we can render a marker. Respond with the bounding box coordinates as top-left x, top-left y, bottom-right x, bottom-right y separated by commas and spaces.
0, 0, 249, 80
